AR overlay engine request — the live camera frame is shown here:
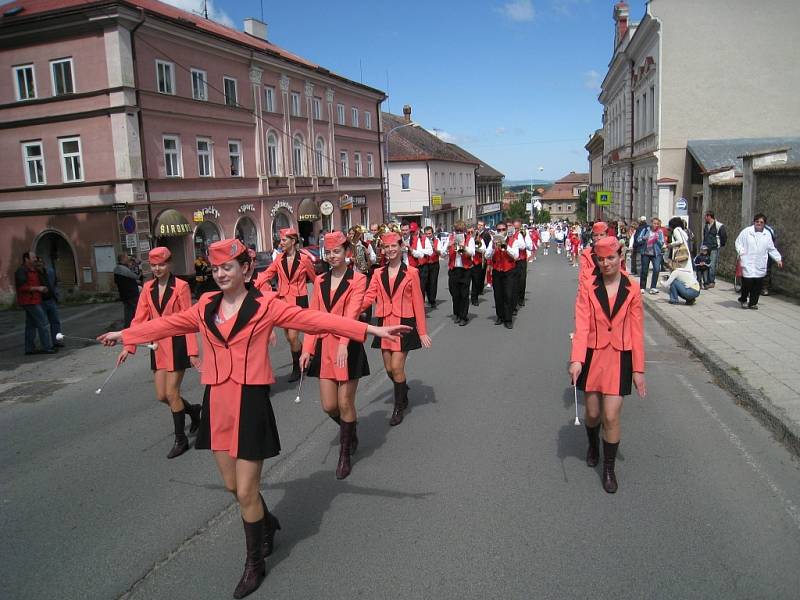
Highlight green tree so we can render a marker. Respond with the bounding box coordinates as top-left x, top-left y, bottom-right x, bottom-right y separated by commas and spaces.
503, 198, 529, 222
575, 189, 588, 223
535, 209, 551, 224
